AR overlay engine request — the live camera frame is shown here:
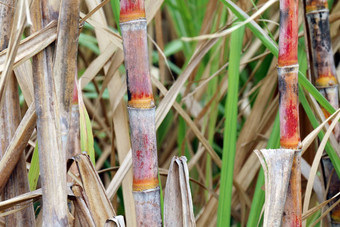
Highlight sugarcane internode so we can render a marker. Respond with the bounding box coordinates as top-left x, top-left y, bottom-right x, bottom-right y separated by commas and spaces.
305, 0, 340, 140
305, 0, 340, 132
306, 0, 338, 88
278, 0, 299, 67
278, 65, 300, 149
120, 0, 162, 226
121, 19, 155, 109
